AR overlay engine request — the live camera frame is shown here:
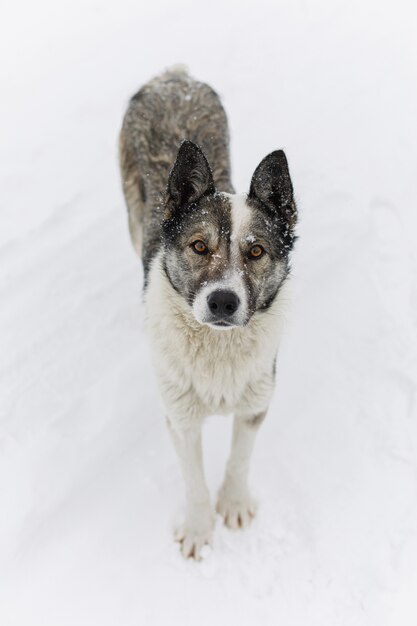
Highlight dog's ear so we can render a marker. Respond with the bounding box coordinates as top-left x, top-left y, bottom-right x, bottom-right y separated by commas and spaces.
249, 150, 295, 219
166, 140, 215, 213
